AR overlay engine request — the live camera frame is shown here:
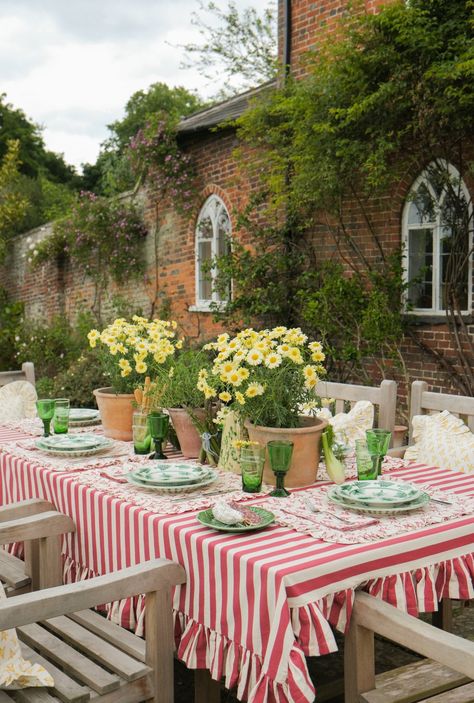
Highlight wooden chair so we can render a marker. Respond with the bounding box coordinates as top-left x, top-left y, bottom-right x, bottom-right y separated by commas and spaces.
0, 362, 35, 387
317, 379, 397, 435
409, 380, 474, 441
0, 499, 75, 594
389, 380, 474, 458
345, 591, 474, 703
0, 557, 186, 703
